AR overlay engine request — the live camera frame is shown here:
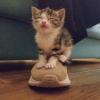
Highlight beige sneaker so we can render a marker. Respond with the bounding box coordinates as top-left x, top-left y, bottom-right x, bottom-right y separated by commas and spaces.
28, 62, 71, 87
